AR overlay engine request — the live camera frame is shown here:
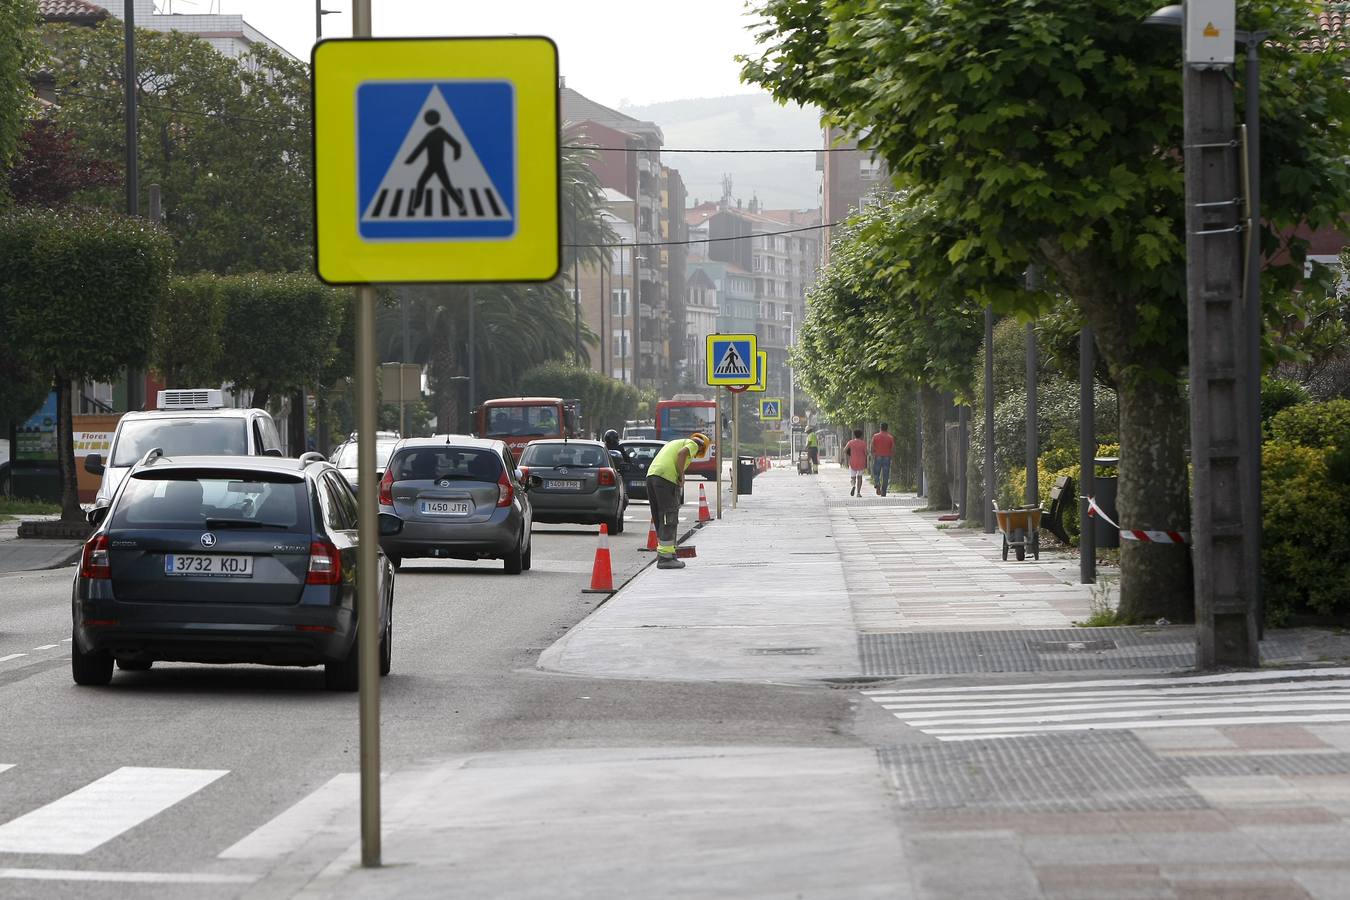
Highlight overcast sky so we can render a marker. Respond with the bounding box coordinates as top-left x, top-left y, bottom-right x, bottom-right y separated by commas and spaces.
200, 0, 767, 108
